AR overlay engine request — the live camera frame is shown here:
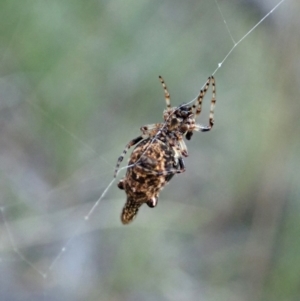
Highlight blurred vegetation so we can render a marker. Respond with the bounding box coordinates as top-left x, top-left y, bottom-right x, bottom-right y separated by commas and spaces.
0, 1, 299, 301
